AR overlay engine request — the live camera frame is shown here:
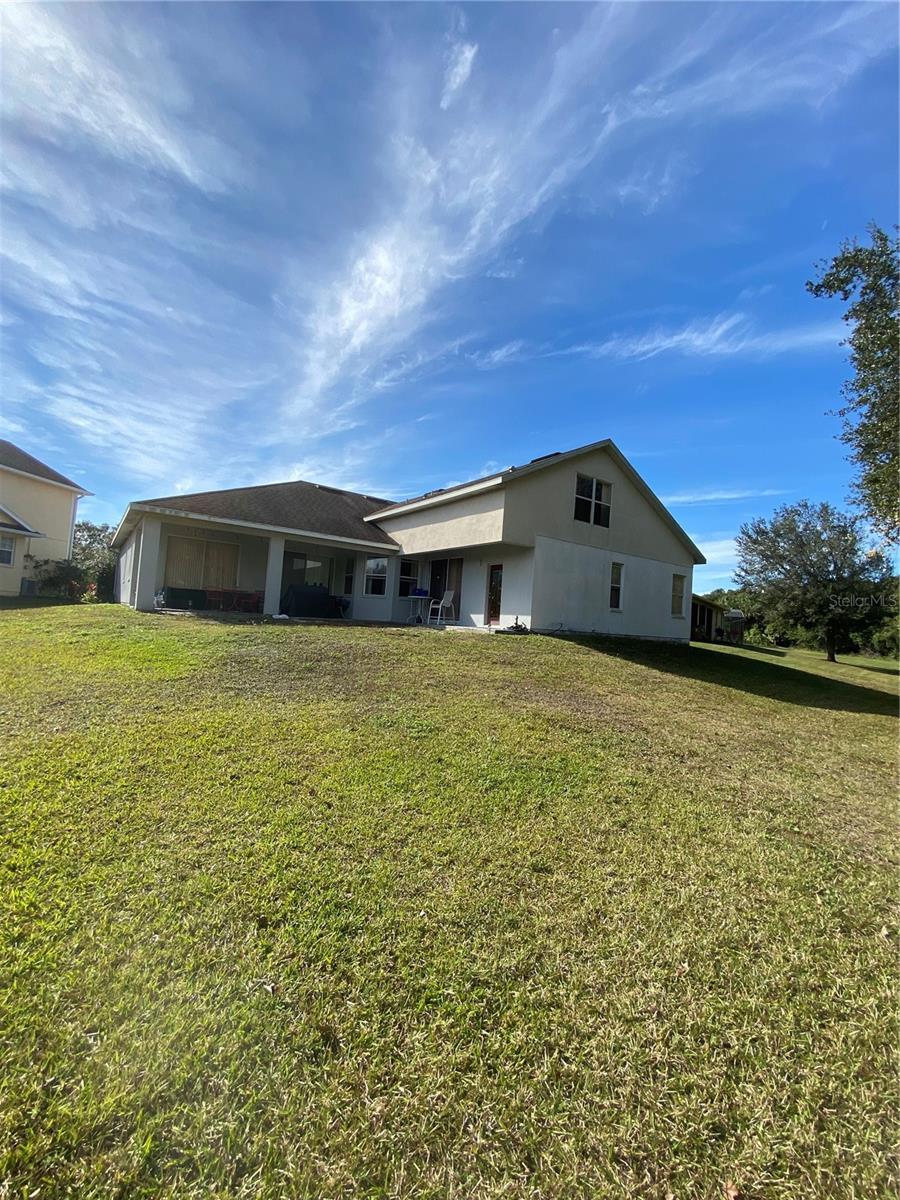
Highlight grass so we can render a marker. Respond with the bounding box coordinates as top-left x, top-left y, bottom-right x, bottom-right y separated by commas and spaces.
1, 606, 896, 1199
